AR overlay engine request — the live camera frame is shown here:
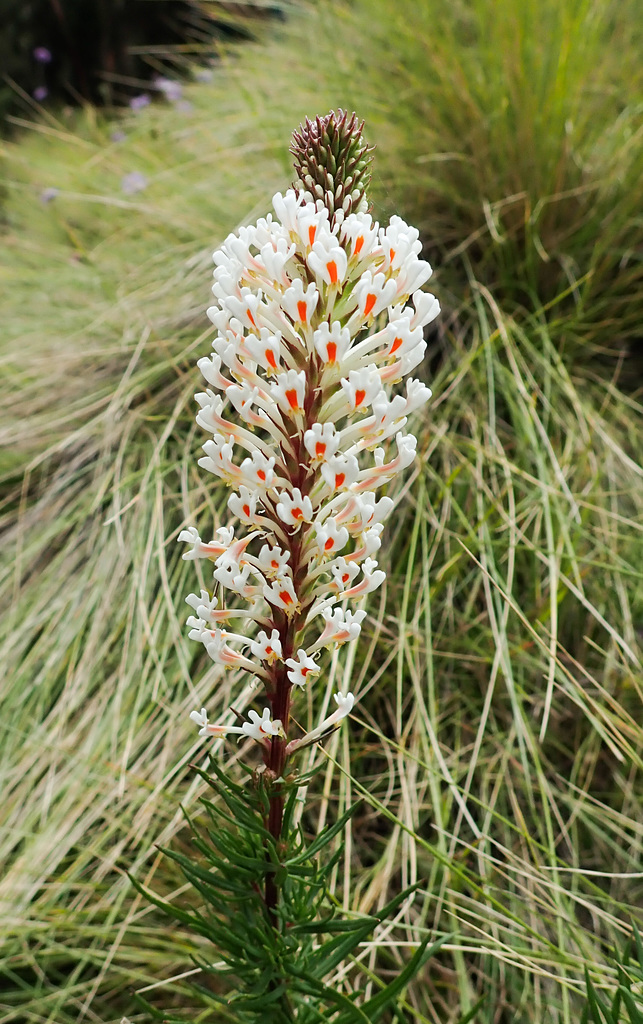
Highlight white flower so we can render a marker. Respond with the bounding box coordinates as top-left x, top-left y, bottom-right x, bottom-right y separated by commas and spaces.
263, 575, 300, 615
269, 370, 307, 416
404, 377, 433, 414
348, 525, 384, 562
307, 238, 348, 287
286, 691, 355, 753
408, 289, 441, 329
313, 322, 351, 367
189, 706, 245, 739
340, 211, 379, 260
340, 557, 386, 598
197, 354, 231, 390
256, 543, 290, 577
275, 488, 313, 529
304, 422, 340, 462
328, 556, 361, 593
354, 270, 397, 319
320, 453, 360, 492
242, 328, 283, 374
178, 525, 232, 560
310, 607, 366, 650
223, 287, 265, 332
382, 317, 424, 360
243, 708, 283, 742
239, 450, 276, 490
315, 518, 349, 556
258, 238, 296, 286
280, 279, 319, 326
250, 629, 283, 663
340, 366, 383, 414
228, 486, 261, 524
272, 190, 305, 234
189, 707, 210, 736
199, 435, 242, 484
285, 649, 319, 688
205, 629, 258, 672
